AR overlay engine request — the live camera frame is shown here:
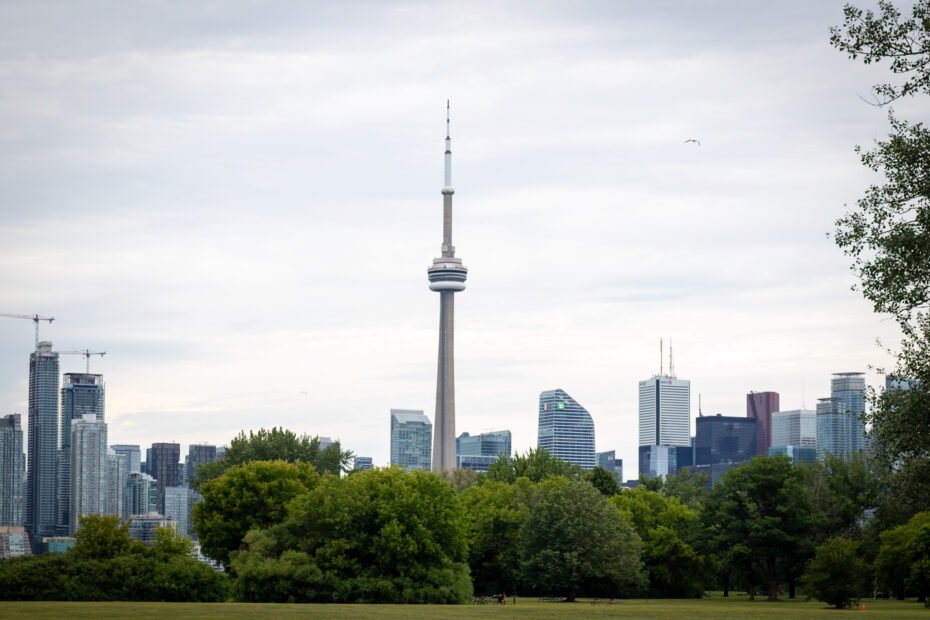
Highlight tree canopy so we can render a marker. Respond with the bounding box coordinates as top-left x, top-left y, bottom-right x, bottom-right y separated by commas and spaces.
831, 0, 930, 517
191, 427, 353, 489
